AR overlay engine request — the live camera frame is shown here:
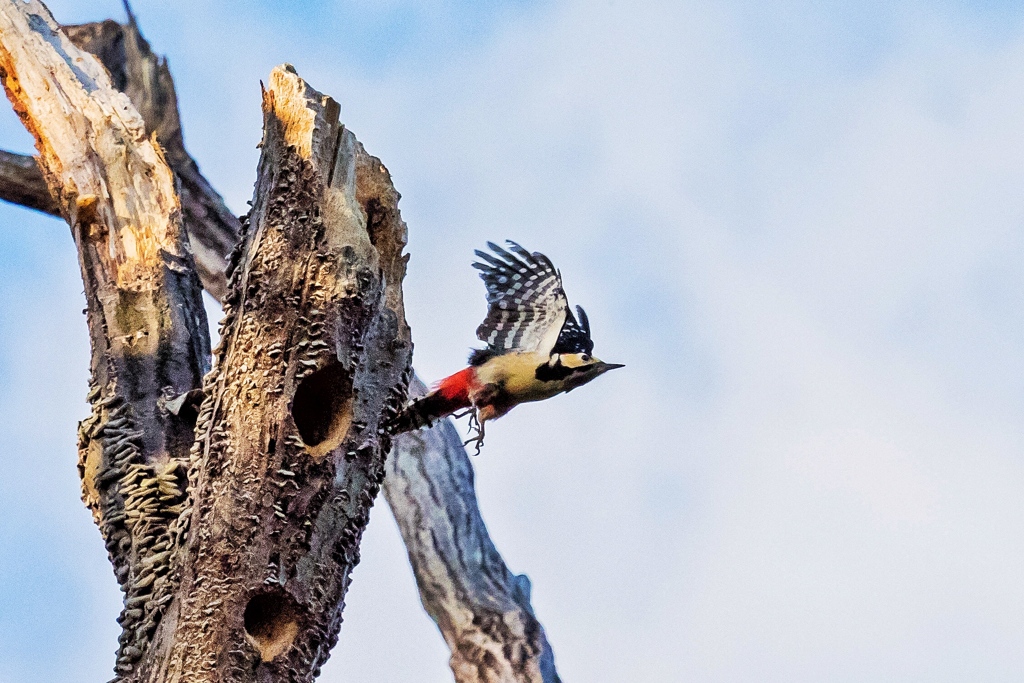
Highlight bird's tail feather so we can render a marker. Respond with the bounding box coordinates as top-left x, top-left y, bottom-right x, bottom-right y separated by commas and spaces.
390, 392, 462, 432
